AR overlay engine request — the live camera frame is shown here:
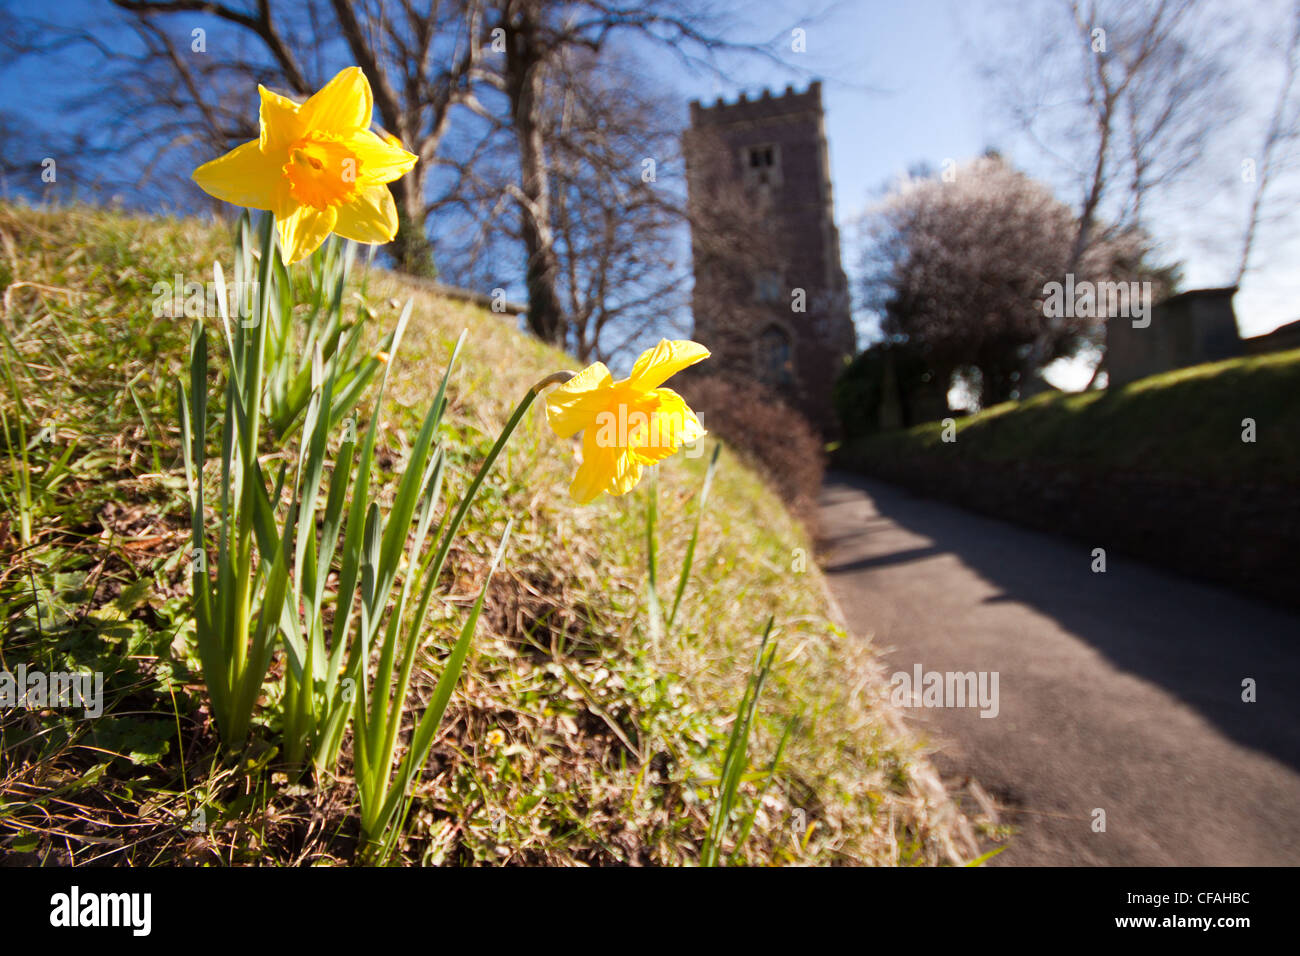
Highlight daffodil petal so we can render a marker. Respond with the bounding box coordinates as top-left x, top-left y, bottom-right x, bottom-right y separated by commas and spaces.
277, 203, 337, 264
258, 85, 303, 154
192, 140, 282, 210
608, 455, 644, 497
628, 339, 711, 391
630, 388, 706, 465
569, 445, 609, 504
270, 175, 296, 220
334, 186, 398, 243
345, 128, 418, 186
545, 362, 614, 439
299, 66, 373, 135
570, 429, 641, 504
